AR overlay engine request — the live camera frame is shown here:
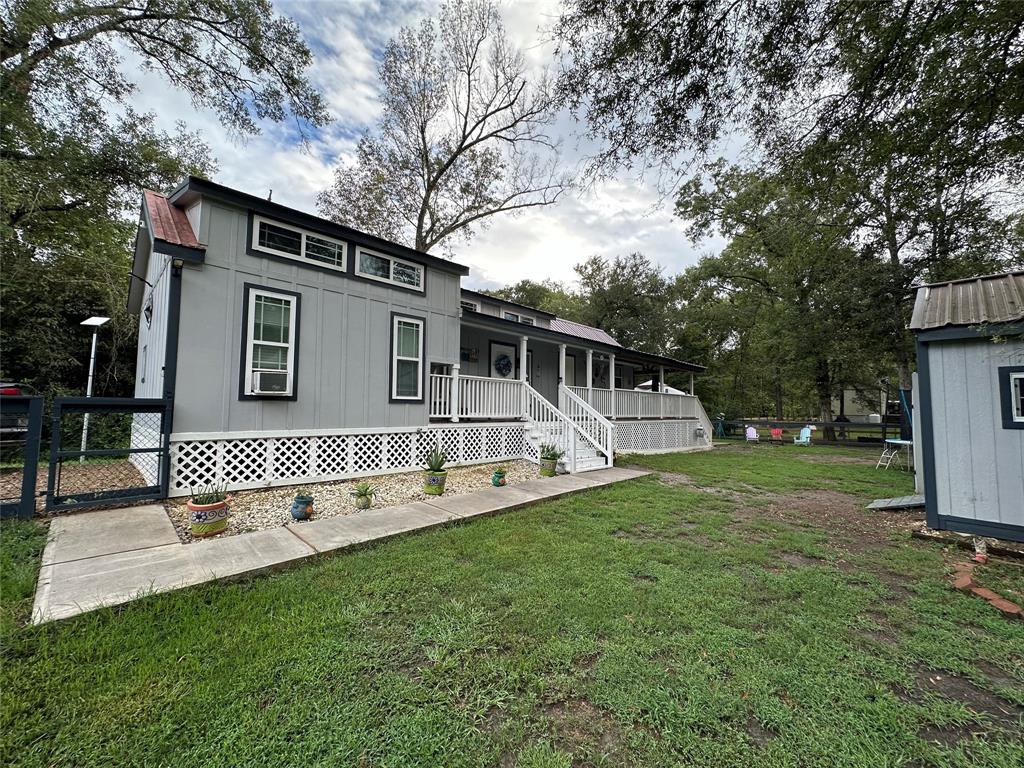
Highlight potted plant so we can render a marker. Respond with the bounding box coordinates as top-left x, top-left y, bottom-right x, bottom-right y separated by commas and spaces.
491, 466, 507, 486
539, 444, 565, 477
351, 482, 376, 510
423, 447, 448, 495
291, 489, 314, 520
187, 482, 230, 537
